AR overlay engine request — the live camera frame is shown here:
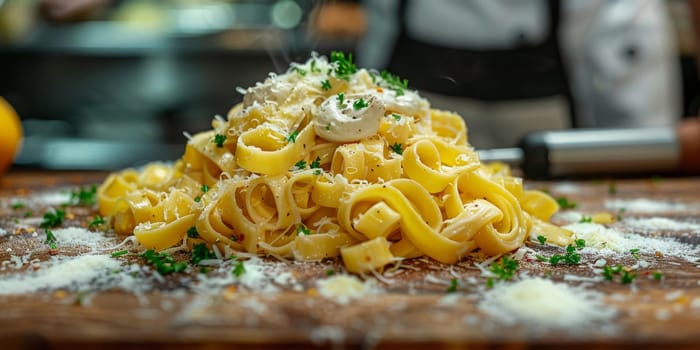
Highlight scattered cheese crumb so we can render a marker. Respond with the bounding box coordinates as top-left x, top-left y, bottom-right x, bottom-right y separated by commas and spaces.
317, 275, 378, 305
605, 199, 689, 213
0, 255, 120, 295
623, 217, 700, 231
479, 278, 614, 329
